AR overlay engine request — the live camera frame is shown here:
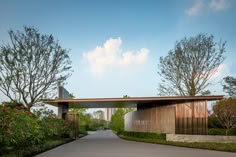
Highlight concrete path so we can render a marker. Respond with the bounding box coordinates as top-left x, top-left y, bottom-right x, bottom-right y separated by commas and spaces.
36, 130, 236, 157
